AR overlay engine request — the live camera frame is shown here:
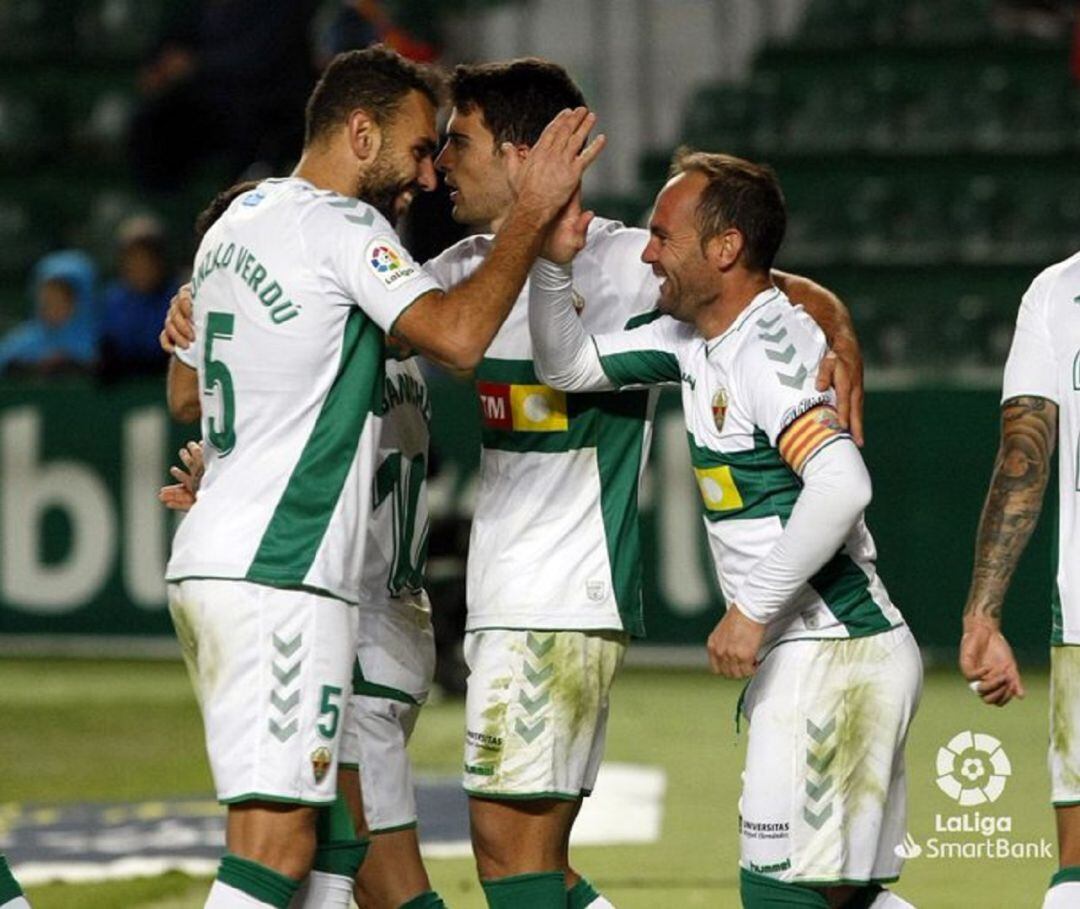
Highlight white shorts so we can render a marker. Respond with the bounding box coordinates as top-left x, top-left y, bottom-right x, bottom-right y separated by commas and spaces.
739, 624, 922, 885
463, 628, 627, 800
1050, 645, 1080, 805
168, 579, 359, 805
340, 591, 435, 832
